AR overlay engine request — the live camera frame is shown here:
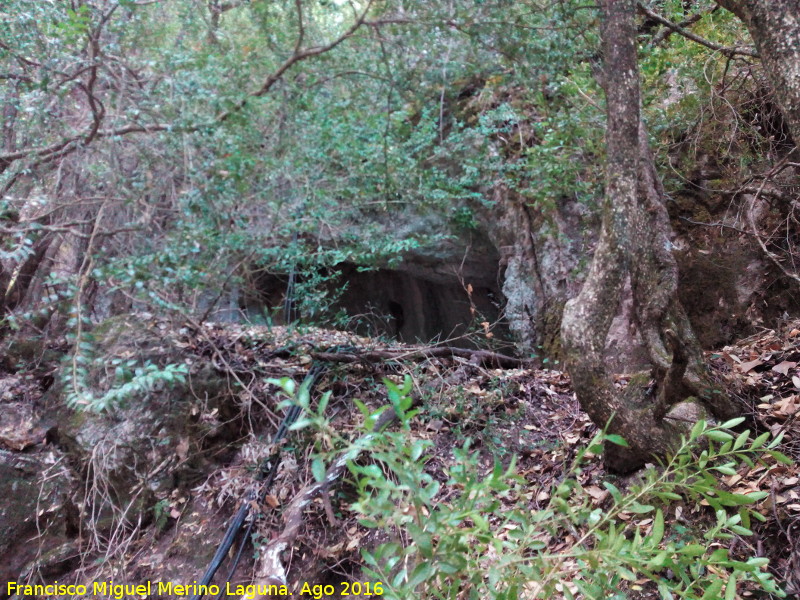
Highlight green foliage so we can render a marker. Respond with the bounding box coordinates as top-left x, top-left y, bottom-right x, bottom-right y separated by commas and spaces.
152, 498, 171, 532
342, 383, 787, 600
0, 0, 616, 333
62, 326, 188, 413
63, 358, 188, 413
